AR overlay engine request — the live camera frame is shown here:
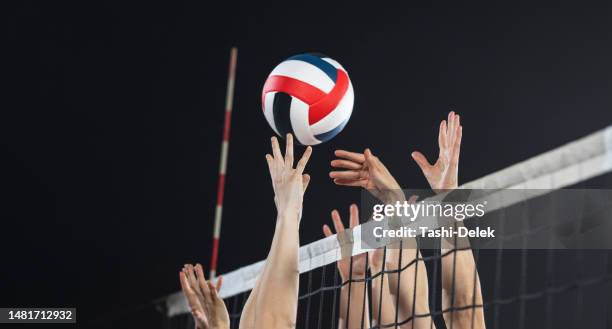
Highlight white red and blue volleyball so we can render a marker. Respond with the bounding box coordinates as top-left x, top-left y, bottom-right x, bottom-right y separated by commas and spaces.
262, 53, 354, 145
